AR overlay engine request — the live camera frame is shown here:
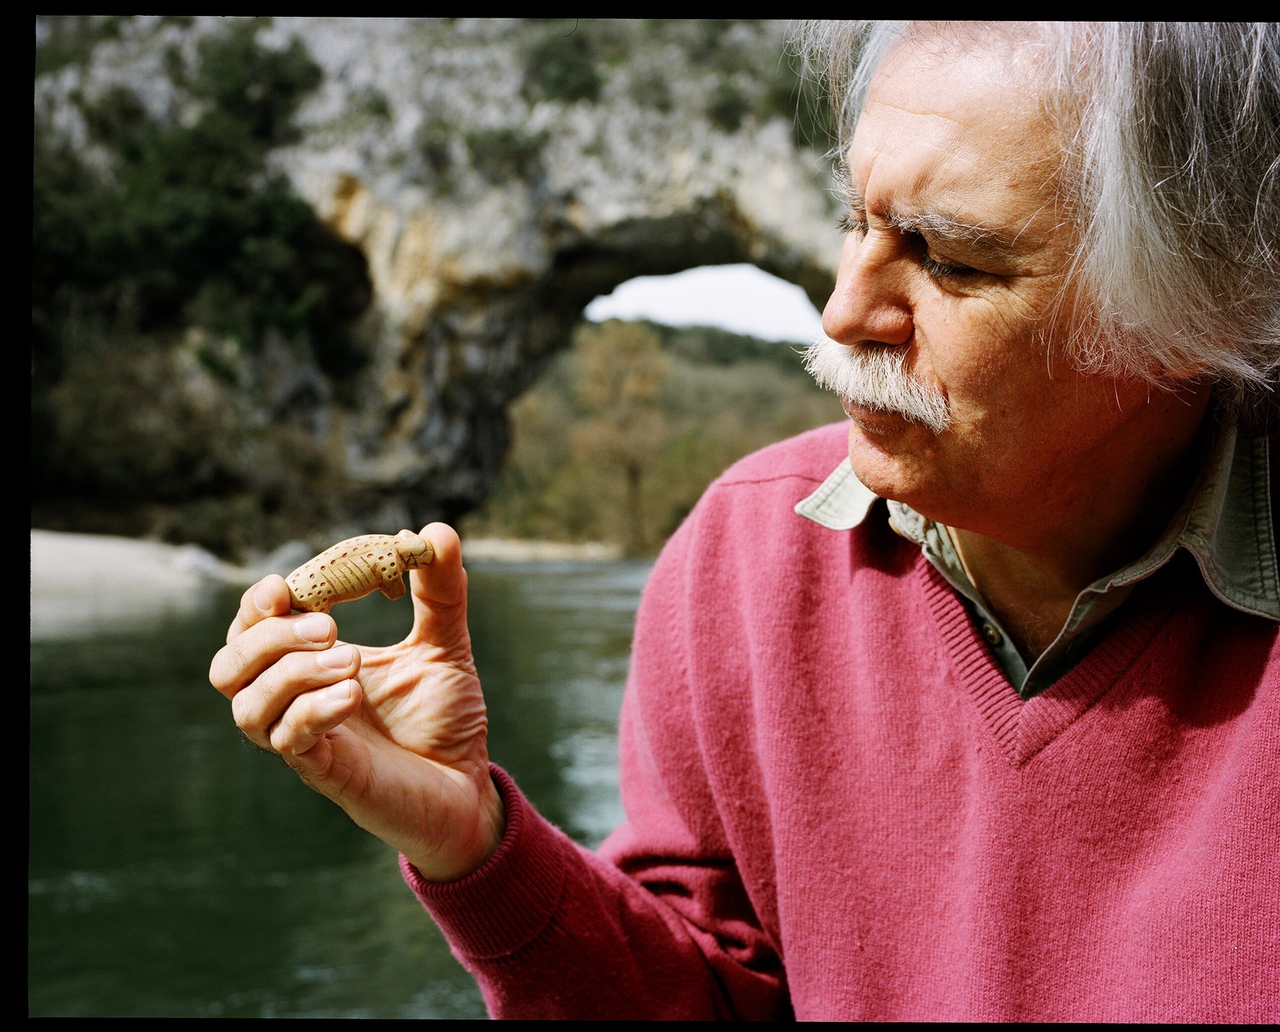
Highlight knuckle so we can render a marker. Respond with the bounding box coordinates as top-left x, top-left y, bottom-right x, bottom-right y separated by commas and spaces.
217, 631, 348, 745
230, 684, 266, 737
209, 635, 268, 697
228, 634, 257, 671
218, 617, 311, 693
270, 705, 312, 758
208, 647, 231, 691
268, 720, 292, 756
